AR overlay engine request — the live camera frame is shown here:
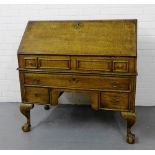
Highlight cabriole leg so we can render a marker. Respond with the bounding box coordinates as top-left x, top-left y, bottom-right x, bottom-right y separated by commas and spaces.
20, 103, 34, 132
121, 112, 136, 144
